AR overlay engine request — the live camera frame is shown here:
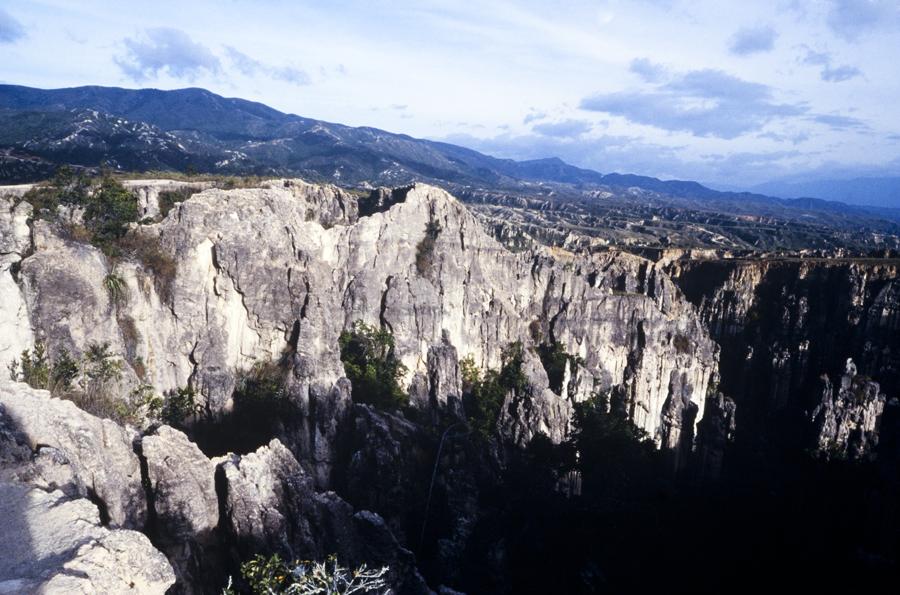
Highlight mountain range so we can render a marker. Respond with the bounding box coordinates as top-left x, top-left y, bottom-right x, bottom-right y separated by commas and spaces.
751, 176, 900, 209
1, 83, 898, 228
